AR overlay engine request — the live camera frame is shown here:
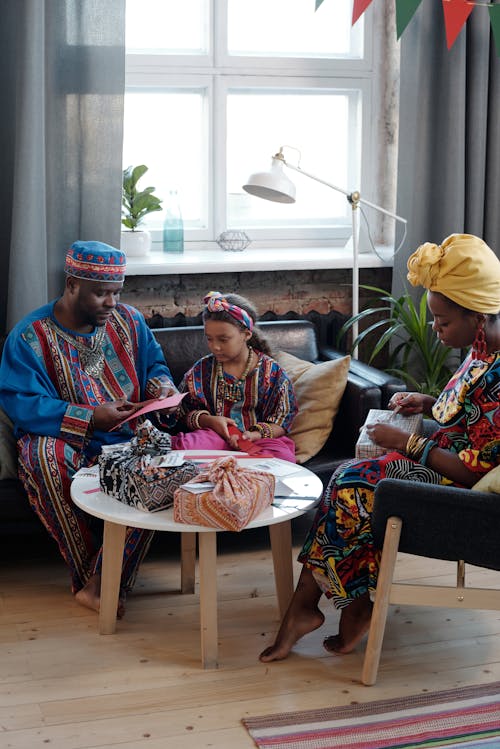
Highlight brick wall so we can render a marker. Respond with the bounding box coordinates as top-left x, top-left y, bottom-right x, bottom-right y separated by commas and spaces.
121, 266, 392, 324
121, 266, 392, 362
